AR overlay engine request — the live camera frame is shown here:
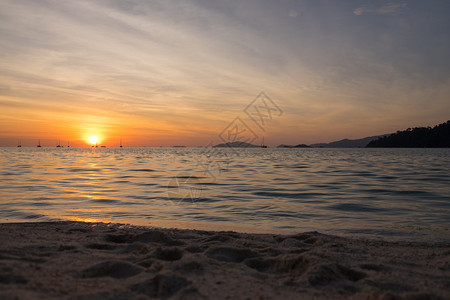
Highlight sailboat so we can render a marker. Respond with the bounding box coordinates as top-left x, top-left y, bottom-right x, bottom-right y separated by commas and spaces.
37, 139, 41, 147
17, 140, 22, 147
67, 140, 70, 148
261, 136, 267, 148
120, 139, 123, 148
56, 139, 62, 147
